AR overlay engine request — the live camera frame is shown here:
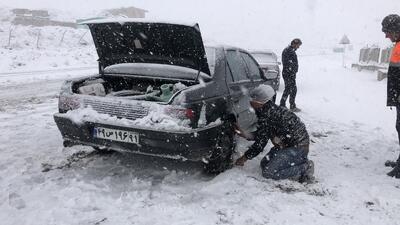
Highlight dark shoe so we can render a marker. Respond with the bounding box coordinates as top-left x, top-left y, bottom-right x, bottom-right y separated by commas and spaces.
279, 103, 287, 108
290, 107, 301, 112
299, 160, 314, 183
385, 160, 397, 168
387, 165, 400, 178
